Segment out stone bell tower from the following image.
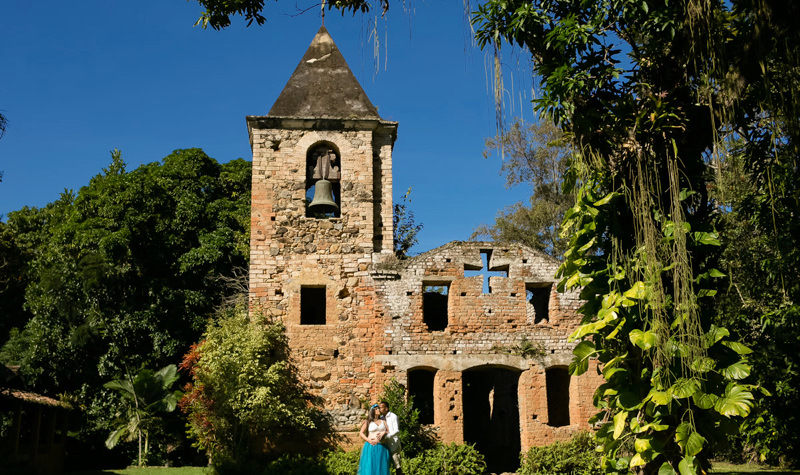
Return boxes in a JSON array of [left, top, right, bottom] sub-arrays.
[[247, 27, 397, 422]]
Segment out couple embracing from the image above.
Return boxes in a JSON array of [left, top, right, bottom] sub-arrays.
[[357, 401, 402, 475]]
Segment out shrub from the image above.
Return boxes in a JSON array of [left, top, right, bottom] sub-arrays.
[[179, 302, 331, 468], [402, 443, 486, 475], [262, 452, 326, 475], [519, 431, 601, 475], [379, 379, 438, 458], [323, 447, 361, 475]]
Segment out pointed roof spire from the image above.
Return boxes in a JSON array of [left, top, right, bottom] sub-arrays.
[[268, 26, 381, 119]]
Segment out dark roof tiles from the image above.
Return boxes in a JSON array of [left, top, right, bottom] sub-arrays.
[[268, 26, 381, 119]]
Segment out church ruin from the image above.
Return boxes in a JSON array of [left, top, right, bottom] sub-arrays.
[[247, 26, 601, 468]]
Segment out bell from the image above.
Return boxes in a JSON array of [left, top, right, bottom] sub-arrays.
[[308, 179, 339, 212]]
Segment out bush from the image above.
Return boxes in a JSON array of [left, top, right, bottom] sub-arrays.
[[379, 379, 438, 458], [323, 447, 361, 475], [519, 431, 601, 475], [402, 443, 486, 475], [179, 302, 331, 468], [263, 452, 326, 475]]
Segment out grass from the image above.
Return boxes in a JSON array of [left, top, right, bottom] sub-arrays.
[[61, 462, 800, 475], [712, 462, 800, 474], [65, 468, 209, 475]]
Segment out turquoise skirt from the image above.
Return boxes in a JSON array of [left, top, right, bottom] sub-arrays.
[[357, 441, 391, 475]]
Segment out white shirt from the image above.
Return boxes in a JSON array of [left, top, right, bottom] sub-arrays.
[[383, 411, 399, 438]]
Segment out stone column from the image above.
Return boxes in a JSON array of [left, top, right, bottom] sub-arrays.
[[433, 370, 463, 444]]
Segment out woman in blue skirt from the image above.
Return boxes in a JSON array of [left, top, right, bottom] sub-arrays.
[[357, 404, 391, 475]]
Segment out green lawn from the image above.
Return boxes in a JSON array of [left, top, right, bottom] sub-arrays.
[[62, 462, 800, 475], [65, 468, 209, 475], [712, 462, 800, 474]]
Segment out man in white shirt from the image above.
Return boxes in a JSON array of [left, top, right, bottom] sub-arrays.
[[379, 401, 402, 474]]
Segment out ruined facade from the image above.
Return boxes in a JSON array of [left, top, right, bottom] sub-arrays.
[[248, 26, 602, 467]]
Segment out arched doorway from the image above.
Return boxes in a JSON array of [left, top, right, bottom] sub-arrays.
[[407, 368, 436, 424], [462, 366, 521, 473]]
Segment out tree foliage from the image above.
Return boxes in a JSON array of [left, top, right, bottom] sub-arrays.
[[0, 148, 250, 462], [469, 1, 800, 473], [472, 119, 572, 258], [104, 365, 183, 466], [179, 302, 329, 467], [379, 379, 437, 459], [713, 135, 800, 465], [191, 0, 386, 30], [393, 187, 423, 259]]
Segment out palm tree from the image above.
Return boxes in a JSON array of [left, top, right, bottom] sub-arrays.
[[105, 365, 183, 466]]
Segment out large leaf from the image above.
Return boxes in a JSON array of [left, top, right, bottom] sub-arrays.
[[659, 462, 676, 475], [692, 391, 719, 410], [570, 340, 596, 375], [714, 383, 753, 417], [720, 361, 751, 380], [670, 378, 700, 399], [630, 329, 657, 351], [613, 410, 628, 439], [685, 431, 706, 456], [678, 456, 698, 475], [689, 356, 716, 373], [721, 341, 753, 355], [702, 325, 729, 348]]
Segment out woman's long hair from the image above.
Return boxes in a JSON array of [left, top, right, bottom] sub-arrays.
[[367, 404, 380, 423]]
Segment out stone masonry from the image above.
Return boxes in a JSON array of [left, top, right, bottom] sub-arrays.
[[247, 26, 603, 462]]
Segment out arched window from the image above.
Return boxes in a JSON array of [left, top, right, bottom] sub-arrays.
[[305, 143, 341, 218], [408, 368, 436, 424]]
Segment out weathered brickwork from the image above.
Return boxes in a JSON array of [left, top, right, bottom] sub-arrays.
[[247, 26, 603, 456]]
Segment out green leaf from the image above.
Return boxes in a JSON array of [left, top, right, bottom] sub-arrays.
[[613, 410, 628, 439], [623, 281, 647, 300], [630, 329, 657, 351], [714, 383, 754, 417], [689, 356, 716, 373], [618, 389, 644, 410], [693, 231, 720, 246], [692, 391, 719, 410], [678, 456, 698, 475], [703, 325, 729, 348], [707, 268, 726, 278], [659, 462, 676, 475], [675, 421, 692, 450], [634, 437, 652, 453], [648, 390, 672, 406], [722, 341, 753, 355], [570, 340, 596, 375], [686, 431, 706, 456], [670, 378, 700, 399], [593, 191, 619, 206], [720, 361, 751, 380], [630, 453, 648, 467]]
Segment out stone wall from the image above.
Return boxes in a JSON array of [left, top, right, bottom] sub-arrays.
[[247, 116, 602, 452]]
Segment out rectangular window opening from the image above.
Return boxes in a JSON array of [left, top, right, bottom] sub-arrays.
[[526, 283, 552, 324], [423, 283, 449, 331], [301, 286, 326, 325]]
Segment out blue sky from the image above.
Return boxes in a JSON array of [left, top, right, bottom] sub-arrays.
[[0, 0, 536, 254]]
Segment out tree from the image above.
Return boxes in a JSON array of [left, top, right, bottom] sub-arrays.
[[0, 148, 251, 462], [393, 187, 423, 259], [179, 301, 329, 468], [712, 135, 800, 465], [104, 365, 183, 466], [378, 379, 437, 459], [472, 119, 572, 258], [469, 2, 795, 474], [191, 0, 384, 29]]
